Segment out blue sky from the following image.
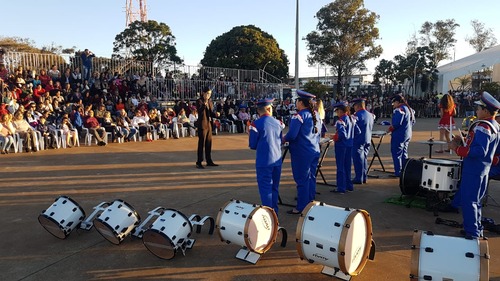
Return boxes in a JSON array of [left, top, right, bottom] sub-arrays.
[[2, 0, 500, 78]]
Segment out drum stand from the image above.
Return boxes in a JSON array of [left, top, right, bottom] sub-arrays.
[[316, 139, 336, 187], [368, 132, 391, 178], [425, 191, 454, 216], [320, 239, 376, 280], [235, 226, 288, 264], [132, 207, 214, 256], [80, 202, 110, 230]]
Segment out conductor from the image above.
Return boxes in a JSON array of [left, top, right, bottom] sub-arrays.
[[195, 86, 219, 169]]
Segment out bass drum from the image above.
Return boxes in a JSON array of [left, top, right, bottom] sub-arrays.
[[296, 201, 373, 276], [400, 158, 423, 195], [410, 230, 489, 281]]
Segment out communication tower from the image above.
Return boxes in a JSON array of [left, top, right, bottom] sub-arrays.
[[125, 0, 148, 26]]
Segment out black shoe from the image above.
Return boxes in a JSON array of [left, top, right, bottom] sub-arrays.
[[206, 162, 219, 167], [286, 209, 301, 215], [196, 163, 205, 169], [352, 180, 363, 184], [331, 190, 345, 194]]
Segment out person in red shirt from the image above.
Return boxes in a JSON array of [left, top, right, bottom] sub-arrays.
[[84, 110, 107, 146], [436, 93, 456, 153]]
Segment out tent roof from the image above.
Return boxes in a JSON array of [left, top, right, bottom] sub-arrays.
[[436, 44, 500, 93]]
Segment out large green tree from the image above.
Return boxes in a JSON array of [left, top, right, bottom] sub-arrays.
[[466, 19, 497, 53], [305, 0, 382, 95], [419, 19, 459, 65], [113, 20, 182, 67], [200, 25, 289, 80]]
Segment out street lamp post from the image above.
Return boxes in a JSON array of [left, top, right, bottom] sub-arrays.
[[294, 0, 299, 91], [262, 60, 271, 82], [413, 56, 422, 97]]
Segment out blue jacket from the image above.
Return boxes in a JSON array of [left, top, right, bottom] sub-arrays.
[[353, 109, 373, 145], [389, 104, 413, 140], [249, 115, 283, 167], [284, 109, 320, 156], [334, 113, 355, 148]]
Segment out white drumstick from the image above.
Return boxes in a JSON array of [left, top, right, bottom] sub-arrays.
[[457, 128, 466, 146]]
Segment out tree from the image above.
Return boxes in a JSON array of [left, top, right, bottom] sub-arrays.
[[0, 36, 40, 53], [200, 25, 289, 80], [113, 20, 182, 68], [303, 80, 330, 99], [419, 19, 459, 65], [305, 0, 382, 96], [466, 19, 498, 53]]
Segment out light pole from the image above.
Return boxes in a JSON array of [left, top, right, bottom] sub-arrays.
[[262, 60, 271, 82], [413, 56, 422, 97], [294, 0, 299, 92]]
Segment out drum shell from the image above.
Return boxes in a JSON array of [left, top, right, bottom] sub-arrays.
[[421, 159, 461, 192], [142, 209, 193, 260], [38, 196, 86, 239], [216, 199, 279, 254], [94, 200, 141, 245], [400, 158, 423, 195], [411, 230, 489, 281], [296, 201, 373, 276]]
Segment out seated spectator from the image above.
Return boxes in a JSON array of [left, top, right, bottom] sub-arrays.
[[228, 108, 244, 133], [12, 110, 37, 152], [94, 104, 107, 123], [102, 111, 120, 142], [37, 115, 57, 149], [131, 109, 152, 142], [148, 108, 163, 138], [238, 106, 250, 132], [116, 109, 137, 142], [61, 117, 78, 147], [84, 110, 107, 146], [0, 114, 15, 153], [177, 108, 196, 137]]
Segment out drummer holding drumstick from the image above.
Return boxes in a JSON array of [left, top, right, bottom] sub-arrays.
[[448, 91, 500, 238]]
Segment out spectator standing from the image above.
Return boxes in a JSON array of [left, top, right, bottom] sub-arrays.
[[81, 49, 95, 81], [436, 93, 456, 153]]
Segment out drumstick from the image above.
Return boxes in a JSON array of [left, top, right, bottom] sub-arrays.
[[457, 128, 466, 146]]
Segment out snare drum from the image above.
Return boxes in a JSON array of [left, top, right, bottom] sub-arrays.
[[93, 200, 141, 245], [142, 209, 193, 260], [421, 159, 461, 192], [410, 230, 489, 281], [296, 201, 373, 276], [216, 199, 278, 254], [38, 196, 86, 239], [400, 158, 423, 195]]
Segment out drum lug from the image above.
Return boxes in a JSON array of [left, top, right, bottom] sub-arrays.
[[80, 202, 109, 231]]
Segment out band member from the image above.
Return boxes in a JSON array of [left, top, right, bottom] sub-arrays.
[[351, 98, 374, 184], [387, 94, 415, 177], [195, 86, 219, 169], [249, 98, 284, 215], [331, 101, 355, 193], [449, 91, 500, 238], [283, 90, 321, 214]]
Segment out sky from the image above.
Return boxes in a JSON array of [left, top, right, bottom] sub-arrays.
[[2, 0, 500, 79]]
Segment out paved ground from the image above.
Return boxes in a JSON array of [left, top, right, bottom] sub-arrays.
[[0, 118, 499, 281]]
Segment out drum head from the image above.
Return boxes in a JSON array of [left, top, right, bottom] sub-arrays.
[[400, 159, 423, 195], [244, 206, 278, 254], [94, 219, 121, 245], [142, 229, 176, 260], [339, 211, 371, 275], [423, 158, 460, 166], [38, 214, 66, 239]]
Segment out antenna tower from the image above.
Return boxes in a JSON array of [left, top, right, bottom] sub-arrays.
[[125, 0, 148, 26]]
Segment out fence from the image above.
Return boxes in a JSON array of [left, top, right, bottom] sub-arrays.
[[2, 51, 284, 101]]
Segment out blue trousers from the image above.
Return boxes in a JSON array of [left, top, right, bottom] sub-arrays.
[[451, 173, 488, 237], [335, 145, 353, 192], [352, 142, 371, 183], [391, 137, 410, 176], [256, 165, 282, 215], [291, 154, 319, 211]]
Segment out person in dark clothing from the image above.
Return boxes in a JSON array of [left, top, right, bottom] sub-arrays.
[[195, 86, 219, 169]]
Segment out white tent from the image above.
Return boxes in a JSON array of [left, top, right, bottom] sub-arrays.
[[436, 44, 500, 94]]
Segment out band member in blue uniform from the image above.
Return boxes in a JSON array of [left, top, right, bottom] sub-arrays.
[[283, 90, 321, 214], [331, 101, 355, 193], [387, 94, 415, 177], [351, 98, 374, 184], [449, 91, 500, 238], [249, 98, 284, 215]]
